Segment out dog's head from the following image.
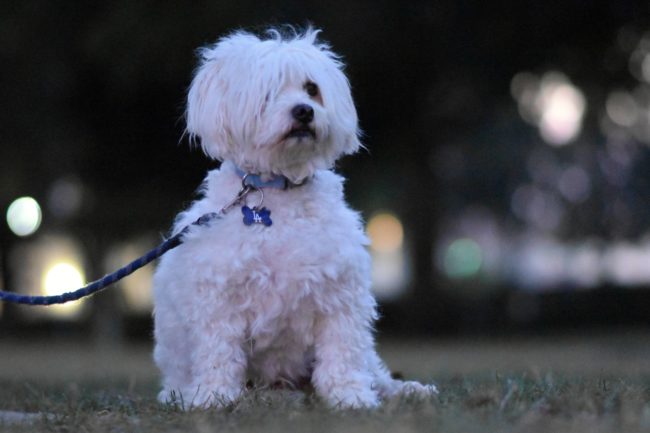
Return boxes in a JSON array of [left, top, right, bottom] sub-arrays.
[[186, 27, 361, 183]]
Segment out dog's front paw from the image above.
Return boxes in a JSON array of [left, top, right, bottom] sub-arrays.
[[329, 387, 380, 409], [318, 379, 380, 410], [158, 387, 181, 406], [375, 379, 438, 401], [385, 380, 438, 399], [398, 380, 438, 398]]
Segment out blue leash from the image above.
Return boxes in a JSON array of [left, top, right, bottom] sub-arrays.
[[0, 168, 291, 306], [0, 212, 220, 306]]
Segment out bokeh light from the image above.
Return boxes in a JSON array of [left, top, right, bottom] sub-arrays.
[[6, 197, 42, 237], [537, 75, 586, 145], [9, 235, 87, 320], [557, 165, 591, 203], [642, 53, 650, 83], [629, 33, 650, 83], [47, 177, 83, 219], [511, 184, 564, 232], [367, 212, 404, 253], [606, 91, 638, 127], [367, 212, 408, 300], [104, 238, 155, 314], [443, 238, 483, 279], [603, 240, 650, 287], [41, 262, 85, 318], [511, 71, 586, 146]]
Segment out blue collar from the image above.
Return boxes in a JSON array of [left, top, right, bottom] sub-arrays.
[[234, 167, 294, 190]]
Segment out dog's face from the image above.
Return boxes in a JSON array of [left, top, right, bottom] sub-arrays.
[[186, 28, 361, 182]]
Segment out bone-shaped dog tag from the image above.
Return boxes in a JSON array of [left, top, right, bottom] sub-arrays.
[[242, 206, 272, 227]]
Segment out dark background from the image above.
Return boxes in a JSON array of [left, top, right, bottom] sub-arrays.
[[1, 1, 649, 338]]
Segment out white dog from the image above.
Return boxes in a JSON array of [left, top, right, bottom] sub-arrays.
[[152, 27, 436, 409]]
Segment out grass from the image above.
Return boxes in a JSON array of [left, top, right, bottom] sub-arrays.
[[1, 374, 649, 432], [0, 332, 649, 432]]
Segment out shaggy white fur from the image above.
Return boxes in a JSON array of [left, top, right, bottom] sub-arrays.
[[153, 27, 437, 409]]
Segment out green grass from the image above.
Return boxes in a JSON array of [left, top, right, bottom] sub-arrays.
[[1, 374, 649, 432], [1, 333, 649, 432]]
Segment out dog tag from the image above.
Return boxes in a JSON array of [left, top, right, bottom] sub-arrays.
[[242, 206, 272, 227]]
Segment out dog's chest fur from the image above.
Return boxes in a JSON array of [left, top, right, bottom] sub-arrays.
[[170, 163, 371, 352]]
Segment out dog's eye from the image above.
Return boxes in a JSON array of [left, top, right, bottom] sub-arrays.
[[304, 82, 319, 97]]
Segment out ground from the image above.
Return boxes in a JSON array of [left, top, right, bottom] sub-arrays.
[[0, 329, 649, 432]]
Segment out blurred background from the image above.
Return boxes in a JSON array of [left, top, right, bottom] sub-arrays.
[[1, 0, 650, 343]]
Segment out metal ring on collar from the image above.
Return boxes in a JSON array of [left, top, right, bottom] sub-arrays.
[[241, 174, 264, 209]]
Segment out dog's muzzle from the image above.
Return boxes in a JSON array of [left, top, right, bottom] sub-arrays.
[[286, 104, 316, 139]]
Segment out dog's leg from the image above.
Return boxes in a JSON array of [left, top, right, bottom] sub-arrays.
[[180, 301, 248, 409], [154, 320, 193, 405], [365, 350, 438, 400], [311, 311, 380, 409], [153, 280, 196, 407]]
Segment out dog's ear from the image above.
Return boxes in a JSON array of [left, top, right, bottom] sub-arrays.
[[319, 68, 363, 156], [186, 32, 264, 160], [186, 57, 230, 160], [343, 130, 363, 155]]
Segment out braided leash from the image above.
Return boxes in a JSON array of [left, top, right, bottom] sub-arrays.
[[0, 171, 284, 306], [0, 212, 221, 306]]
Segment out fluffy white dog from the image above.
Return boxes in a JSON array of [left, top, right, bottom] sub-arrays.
[[152, 27, 436, 409]]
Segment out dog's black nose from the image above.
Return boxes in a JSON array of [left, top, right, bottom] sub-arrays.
[[291, 104, 314, 124]]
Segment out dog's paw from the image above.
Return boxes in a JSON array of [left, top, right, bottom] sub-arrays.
[[376, 379, 438, 401], [321, 383, 380, 409], [158, 388, 179, 406], [332, 390, 380, 410], [398, 380, 438, 398]]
